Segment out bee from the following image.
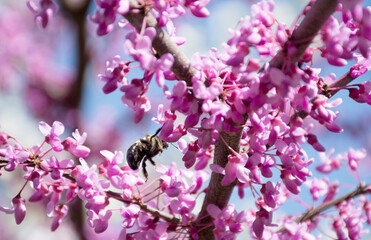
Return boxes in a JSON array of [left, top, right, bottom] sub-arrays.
[[126, 128, 168, 181]]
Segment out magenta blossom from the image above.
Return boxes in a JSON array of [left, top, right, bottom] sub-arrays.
[[305, 177, 330, 201], [120, 204, 140, 228], [347, 147, 366, 171], [207, 204, 247, 240], [87, 209, 112, 233], [210, 153, 250, 186], [39, 121, 65, 152], [0, 145, 29, 172], [49, 204, 68, 231], [316, 148, 341, 173], [27, 0, 58, 28], [62, 129, 90, 158], [98, 55, 131, 94], [90, 0, 129, 36]]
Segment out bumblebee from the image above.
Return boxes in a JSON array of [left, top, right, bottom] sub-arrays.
[[126, 128, 168, 181]]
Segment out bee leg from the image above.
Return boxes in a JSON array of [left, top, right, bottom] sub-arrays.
[[149, 127, 163, 142], [148, 158, 157, 168], [153, 127, 162, 137], [142, 160, 149, 181]]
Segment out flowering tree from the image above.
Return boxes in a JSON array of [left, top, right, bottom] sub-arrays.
[[0, 0, 371, 239]]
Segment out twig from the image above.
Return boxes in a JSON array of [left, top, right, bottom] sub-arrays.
[[278, 184, 371, 234], [62, 174, 183, 224], [269, 0, 338, 69]]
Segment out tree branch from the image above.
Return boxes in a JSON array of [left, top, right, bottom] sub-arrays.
[[106, 190, 182, 224], [328, 71, 357, 96], [62, 174, 183, 224], [269, 0, 338, 69], [279, 184, 371, 233], [124, 0, 197, 86]]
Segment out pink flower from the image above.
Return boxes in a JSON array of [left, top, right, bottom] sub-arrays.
[[316, 148, 341, 173], [120, 204, 140, 228], [44, 156, 74, 180], [152, 1, 185, 27], [62, 129, 90, 158], [221, 153, 250, 186], [27, 0, 58, 28], [12, 195, 26, 225], [323, 181, 339, 203], [251, 0, 275, 27], [0, 145, 29, 172], [39, 121, 65, 152], [305, 178, 329, 201], [252, 207, 274, 239], [192, 79, 222, 100], [0, 131, 8, 145], [363, 199, 371, 224], [185, 0, 210, 18], [310, 95, 343, 133], [170, 194, 196, 224], [98, 55, 131, 94], [87, 209, 112, 233], [159, 118, 186, 142], [349, 81, 371, 104], [120, 78, 151, 123], [350, 53, 371, 78], [283, 219, 316, 239], [320, 16, 356, 66], [260, 181, 280, 208], [347, 148, 366, 171], [306, 133, 326, 152], [124, 27, 157, 70], [207, 204, 247, 240], [335, 199, 369, 239], [49, 204, 68, 231], [90, 0, 129, 36]]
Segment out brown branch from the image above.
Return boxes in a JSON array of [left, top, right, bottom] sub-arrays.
[[328, 71, 357, 96], [106, 190, 182, 224], [196, 124, 245, 238], [269, 0, 338, 69], [124, 0, 197, 86], [279, 184, 371, 233], [297, 70, 357, 119], [62, 174, 183, 224]]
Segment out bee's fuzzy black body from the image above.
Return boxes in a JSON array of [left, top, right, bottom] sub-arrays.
[[126, 133, 168, 180]]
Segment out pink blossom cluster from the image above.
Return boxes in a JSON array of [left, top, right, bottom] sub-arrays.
[[92, 0, 371, 238], [90, 0, 210, 36], [207, 204, 247, 240], [98, 28, 175, 123], [11, 0, 371, 238], [0, 121, 215, 238], [320, 5, 371, 66], [332, 197, 369, 240]]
